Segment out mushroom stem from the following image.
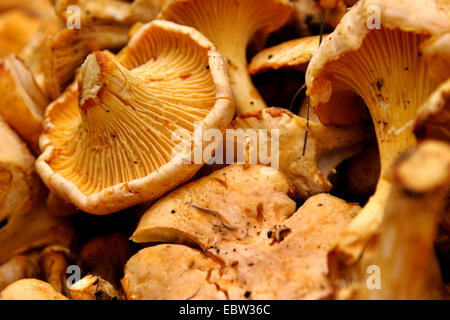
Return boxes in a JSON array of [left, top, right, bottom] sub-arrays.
[[160, 0, 293, 114], [360, 141, 450, 299]]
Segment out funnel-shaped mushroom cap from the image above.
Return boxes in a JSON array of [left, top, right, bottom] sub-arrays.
[[0, 279, 68, 300], [415, 78, 450, 142], [128, 165, 360, 299], [0, 55, 48, 154], [36, 20, 234, 215], [160, 0, 293, 114], [306, 0, 450, 267], [249, 35, 323, 75], [230, 108, 370, 199]]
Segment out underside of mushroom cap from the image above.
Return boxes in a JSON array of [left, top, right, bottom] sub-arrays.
[[36, 20, 234, 215], [160, 0, 293, 114]]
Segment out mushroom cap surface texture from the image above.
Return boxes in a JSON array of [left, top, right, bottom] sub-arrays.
[[249, 35, 324, 75], [0, 278, 68, 300], [127, 164, 360, 299], [36, 20, 234, 215], [230, 108, 370, 199]]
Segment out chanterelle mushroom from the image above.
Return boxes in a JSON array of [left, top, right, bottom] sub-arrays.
[[159, 0, 293, 114], [127, 164, 360, 299], [0, 54, 49, 154], [230, 108, 370, 199], [305, 0, 450, 270], [24, 0, 164, 100], [0, 278, 68, 300], [358, 140, 450, 300], [0, 117, 73, 264], [36, 20, 234, 215]]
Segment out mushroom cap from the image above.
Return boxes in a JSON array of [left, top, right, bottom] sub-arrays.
[[122, 244, 225, 300], [230, 108, 370, 199], [249, 35, 324, 75], [0, 278, 68, 300], [415, 78, 450, 142], [36, 20, 234, 215], [54, 0, 165, 26], [306, 0, 450, 97], [38, 25, 129, 99], [129, 164, 360, 299], [159, 0, 293, 114], [0, 54, 48, 153]]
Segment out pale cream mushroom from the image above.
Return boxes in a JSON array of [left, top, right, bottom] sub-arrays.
[[70, 275, 122, 300], [159, 0, 293, 114], [0, 278, 68, 300], [249, 35, 323, 75], [0, 54, 48, 153], [305, 0, 450, 274], [127, 164, 360, 299], [36, 20, 234, 215], [230, 108, 370, 199]]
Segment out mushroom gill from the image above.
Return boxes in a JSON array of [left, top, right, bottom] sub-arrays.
[[160, 0, 293, 114], [36, 20, 234, 215]]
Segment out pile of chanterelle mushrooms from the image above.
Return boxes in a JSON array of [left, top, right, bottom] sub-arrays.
[[0, 0, 449, 300]]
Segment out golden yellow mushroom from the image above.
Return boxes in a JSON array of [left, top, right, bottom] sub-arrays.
[[305, 0, 450, 274], [36, 20, 234, 215], [160, 0, 293, 114]]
